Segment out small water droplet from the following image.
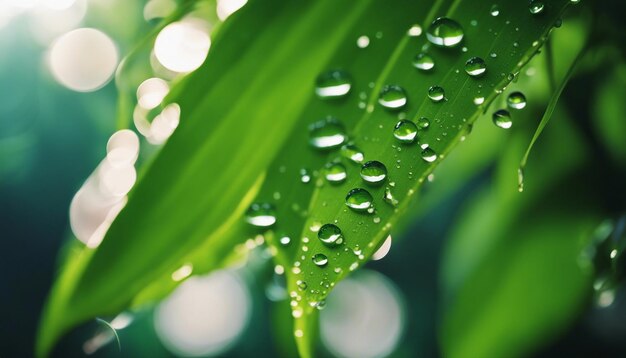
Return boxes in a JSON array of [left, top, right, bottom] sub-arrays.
[[428, 86, 445, 102], [279, 235, 291, 246], [416, 117, 430, 129], [309, 117, 347, 149], [529, 0, 545, 14], [383, 186, 399, 207], [426, 17, 464, 47], [413, 53, 435, 71], [474, 96, 485, 105], [507, 91, 527, 109], [324, 162, 347, 184], [318, 223, 344, 247], [490, 4, 500, 16], [356, 35, 370, 48], [393, 120, 418, 143], [492, 109, 512, 129], [340, 143, 365, 163], [300, 168, 311, 183], [465, 57, 486, 76], [312, 253, 328, 267], [490, 52, 497, 58], [345, 188, 374, 212], [378, 85, 408, 110], [315, 70, 352, 98], [517, 167, 525, 192], [360, 160, 387, 184], [421, 147, 437, 162], [245, 203, 276, 227], [297, 280, 307, 290], [408, 24, 423, 37]]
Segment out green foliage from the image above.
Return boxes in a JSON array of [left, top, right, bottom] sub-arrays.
[[37, 0, 600, 357]]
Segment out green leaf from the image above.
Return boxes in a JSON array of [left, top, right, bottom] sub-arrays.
[[593, 64, 626, 166], [280, 0, 574, 354], [37, 0, 378, 355]]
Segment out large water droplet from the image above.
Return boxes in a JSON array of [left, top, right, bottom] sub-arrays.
[[315, 70, 352, 98], [360, 161, 387, 184], [416, 117, 430, 129], [312, 253, 328, 267], [309, 117, 347, 149], [340, 143, 365, 163], [428, 86, 445, 102], [426, 17, 464, 47], [529, 0, 545, 14], [325, 162, 347, 184], [507, 91, 527, 109], [492, 109, 512, 129], [465, 57, 486, 77], [412, 53, 435, 71], [318, 223, 344, 247], [345, 188, 374, 212], [378, 85, 407, 110], [245, 203, 276, 227], [421, 147, 437, 162], [393, 120, 418, 143]]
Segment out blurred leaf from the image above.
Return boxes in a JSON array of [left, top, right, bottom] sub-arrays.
[[593, 64, 626, 166], [281, 1, 574, 355]]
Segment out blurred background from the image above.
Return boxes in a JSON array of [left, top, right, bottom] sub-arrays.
[[1, 0, 626, 357]]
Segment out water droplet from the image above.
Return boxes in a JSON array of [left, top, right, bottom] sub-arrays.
[[416, 117, 430, 129], [492, 109, 512, 129], [312, 253, 328, 267], [490, 4, 500, 16], [507, 91, 527, 109], [517, 167, 525, 192], [465, 57, 486, 76], [474, 96, 485, 105], [279, 235, 291, 246], [318, 223, 344, 247], [408, 24, 423, 37], [412, 53, 435, 71], [245, 203, 276, 227], [315, 70, 352, 98], [393, 120, 418, 143], [360, 161, 387, 184], [421, 147, 437, 162], [378, 85, 407, 110], [529, 0, 545, 14], [340, 143, 365, 163], [356, 35, 370, 48], [383, 186, 399, 207], [300, 168, 311, 183], [428, 86, 445, 102], [426, 17, 464, 47], [345, 188, 374, 212], [297, 280, 307, 290], [309, 117, 347, 149], [325, 162, 347, 184]]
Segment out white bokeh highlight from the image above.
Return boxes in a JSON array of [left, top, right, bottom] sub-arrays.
[[48, 28, 118, 92], [154, 20, 210, 73], [155, 270, 251, 357], [320, 270, 405, 358]]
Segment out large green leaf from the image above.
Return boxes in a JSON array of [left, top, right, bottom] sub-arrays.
[[37, 0, 378, 355], [280, 0, 574, 355]]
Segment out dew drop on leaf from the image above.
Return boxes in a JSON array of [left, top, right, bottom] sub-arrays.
[[245, 203, 276, 227], [378, 85, 408, 110], [312, 253, 329, 267], [318, 223, 344, 247], [492, 109, 512, 129], [345, 188, 374, 212], [393, 120, 418, 143], [490, 4, 500, 16], [383, 186, 399, 207], [315, 70, 352, 98], [309, 117, 347, 149], [416, 116, 430, 129], [529, 0, 545, 14], [279, 235, 291, 246], [421, 147, 437, 163], [407, 24, 422, 37], [412, 53, 435, 71], [426, 17, 464, 48], [507, 91, 527, 109], [325, 162, 347, 184], [465, 57, 487, 77], [428, 85, 445, 102], [297, 280, 308, 291], [300, 168, 311, 183], [340, 143, 365, 164], [360, 160, 387, 184], [356, 35, 370, 48]]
